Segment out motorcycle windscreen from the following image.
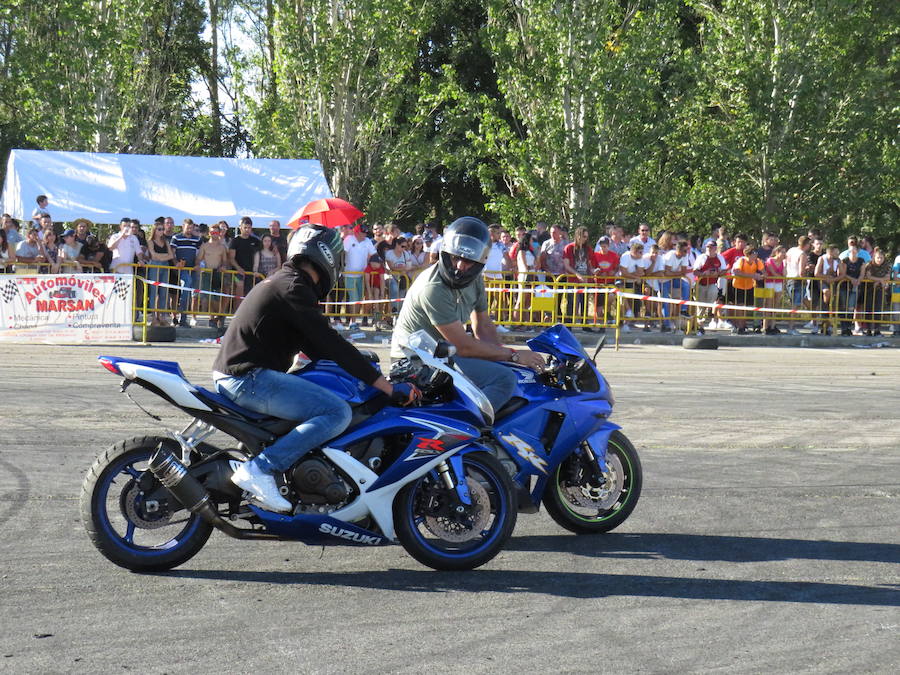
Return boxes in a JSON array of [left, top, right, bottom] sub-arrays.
[[526, 324, 591, 362]]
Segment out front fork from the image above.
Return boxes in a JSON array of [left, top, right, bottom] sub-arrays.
[[580, 441, 609, 476], [436, 456, 473, 506]]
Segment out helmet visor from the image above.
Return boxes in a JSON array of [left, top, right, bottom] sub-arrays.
[[443, 231, 489, 264]]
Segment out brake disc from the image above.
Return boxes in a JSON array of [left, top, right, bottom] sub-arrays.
[[122, 483, 173, 530], [565, 452, 624, 510], [424, 477, 490, 543]]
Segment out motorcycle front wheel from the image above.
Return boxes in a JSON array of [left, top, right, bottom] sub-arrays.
[[543, 430, 642, 534], [394, 451, 517, 571], [80, 436, 213, 572]]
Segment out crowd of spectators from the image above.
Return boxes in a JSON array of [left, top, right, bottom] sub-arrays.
[[3, 194, 899, 337], [1, 196, 292, 329], [328, 219, 900, 338]]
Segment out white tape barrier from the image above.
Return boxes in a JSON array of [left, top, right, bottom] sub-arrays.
[[141, 276, 900, 317]]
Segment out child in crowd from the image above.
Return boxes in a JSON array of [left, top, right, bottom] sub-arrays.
[[814, 244, 842, 336], [642, 244, 665, 331], [763, 245, 786, 334], [364, 254, 391, 330]]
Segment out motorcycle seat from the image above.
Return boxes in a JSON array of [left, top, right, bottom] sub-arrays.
[[494, 396, 529, 421], [194, 387, 298, 435]]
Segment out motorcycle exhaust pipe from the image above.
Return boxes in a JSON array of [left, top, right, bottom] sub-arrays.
[[148, 447, 279, 540]]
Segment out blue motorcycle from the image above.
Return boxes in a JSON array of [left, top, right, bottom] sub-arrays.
[[81, 331, 517, 572], [488, 324, 642, 533]]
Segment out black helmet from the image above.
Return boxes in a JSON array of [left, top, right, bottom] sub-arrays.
[[438, 216, 491, 289], [287, 224, 344, 299]]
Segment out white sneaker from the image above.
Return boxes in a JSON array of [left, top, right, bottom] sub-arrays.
[[804, 321, 816, 329], [496, 325, 510, 333], [230, 461, 292, 513], [721, 321, 734, 330], [708, 319, 719, 329]]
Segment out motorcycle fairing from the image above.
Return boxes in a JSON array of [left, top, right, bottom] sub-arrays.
[[251, 443, 486, 542], [248, 509, 390, 546], [530, 421, 620, 503]]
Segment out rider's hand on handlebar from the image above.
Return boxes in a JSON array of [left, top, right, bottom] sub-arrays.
[[512, 349, 546, 372], [390, 382, 422, 406]]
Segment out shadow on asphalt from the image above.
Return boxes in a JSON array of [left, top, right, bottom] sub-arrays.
[[162, 531, 900, 606], [504, 532, 900, 564], [163, 567, 899, 606]]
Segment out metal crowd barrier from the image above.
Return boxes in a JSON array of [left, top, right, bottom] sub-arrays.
[[696, 275, 899, 334], [126, 263, 265, 329]]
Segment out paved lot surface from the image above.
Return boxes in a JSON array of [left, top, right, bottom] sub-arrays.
[[1, 340, 898, 673]]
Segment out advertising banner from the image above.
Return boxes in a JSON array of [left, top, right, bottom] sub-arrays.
[[0, 274, 133, 342]]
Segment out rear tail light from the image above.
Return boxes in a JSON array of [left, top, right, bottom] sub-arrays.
[[98, 357, 121, 375]]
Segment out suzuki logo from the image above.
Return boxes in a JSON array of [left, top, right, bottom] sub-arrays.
[[319, 523, 381, 545]]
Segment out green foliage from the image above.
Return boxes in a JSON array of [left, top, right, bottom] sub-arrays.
[[0, 0, 896, 244], [0, 0, 213, 184], [670, 0, 898, 239]]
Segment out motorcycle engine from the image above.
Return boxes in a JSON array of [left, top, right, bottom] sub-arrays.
[[289, 457, 349, 504]]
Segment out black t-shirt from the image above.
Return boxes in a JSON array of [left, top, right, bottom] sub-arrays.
[[229, 235, 261, 271], [844, 257, 864, 280], [213, 261, 381, 385]]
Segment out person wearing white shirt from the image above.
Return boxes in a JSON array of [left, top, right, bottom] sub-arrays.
[[427, 235, 443, 264], [784, 236, 811, 333], [108, 221, 142, 275], [628, 223, 656, 250], [343, 225, 377, 321], [661, 241, 692, 332], [618, 241, 649, 331]]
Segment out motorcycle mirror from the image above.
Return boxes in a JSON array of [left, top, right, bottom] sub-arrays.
[[434, 340, 456, 359], [591, 336, 606, 364]]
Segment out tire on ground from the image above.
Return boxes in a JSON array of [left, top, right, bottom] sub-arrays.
[[682, 336, 718, 350], [133, 323, 177, 343]]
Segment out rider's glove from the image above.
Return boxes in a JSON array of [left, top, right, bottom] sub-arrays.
[[390, 382, 422, 407]]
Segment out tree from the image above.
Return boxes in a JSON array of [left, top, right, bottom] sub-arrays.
[[253, 0, 432, 220], [0, 0, 212, 186], [673, 0, 898, 237], [471, 0, 682, 229]]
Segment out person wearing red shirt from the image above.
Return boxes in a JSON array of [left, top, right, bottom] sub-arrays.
[[592, 235, 619, 330], [364, 254, 390, 330], [720, 233, 747, 326], [563, 226, 599, 329]]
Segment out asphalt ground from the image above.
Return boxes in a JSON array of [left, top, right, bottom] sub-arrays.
[[0, 340, 898, 673]]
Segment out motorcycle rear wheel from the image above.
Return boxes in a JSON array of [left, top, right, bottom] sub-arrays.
[[81, 436, 213, 571], [394, 451, 517, 571], [543, 430, 642, 534]]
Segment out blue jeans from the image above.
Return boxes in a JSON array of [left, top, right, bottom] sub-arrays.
[[660, 280, 689, 324], [454, 357, 518, 414], [838, 283, 858, 331], [215, 368, 353, 473], [147, 264, 168, 311], [178, 268, 199, 313]]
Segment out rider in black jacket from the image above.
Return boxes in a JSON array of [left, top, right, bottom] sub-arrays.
[[213, 225, 419, 512]]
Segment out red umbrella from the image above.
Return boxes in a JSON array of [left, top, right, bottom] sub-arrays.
[[287, 198, 364, 229]]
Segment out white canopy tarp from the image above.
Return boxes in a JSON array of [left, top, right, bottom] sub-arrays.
[[2, 149, 332, 224]]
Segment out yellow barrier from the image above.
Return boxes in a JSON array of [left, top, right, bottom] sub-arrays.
[[126, 263, 264, 329]]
